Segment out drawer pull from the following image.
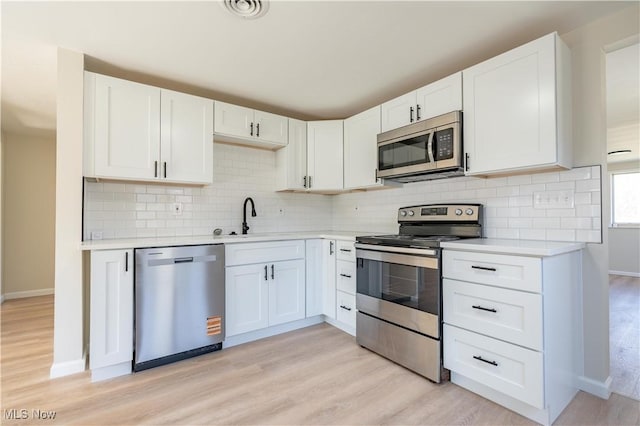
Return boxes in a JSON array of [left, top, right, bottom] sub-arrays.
[[340, 249, 352, 253], [472, 305, 497, 313], [339, 305, 352, 311], [471, 265, 497, 272], [473, 355, 498, 367], [340, 273, 352, 278]]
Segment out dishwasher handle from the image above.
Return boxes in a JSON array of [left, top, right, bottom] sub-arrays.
[[174, 257, 194, 264]]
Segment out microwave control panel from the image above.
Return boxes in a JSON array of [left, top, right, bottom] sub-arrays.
[[435, 128, 454, 160]]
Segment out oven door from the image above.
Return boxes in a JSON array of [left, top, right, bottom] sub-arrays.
[[355, 244, 441, 338]]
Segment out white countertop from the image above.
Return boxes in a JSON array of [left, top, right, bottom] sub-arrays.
[[80, 231, 376, 251], [441, 238, 585, 257]]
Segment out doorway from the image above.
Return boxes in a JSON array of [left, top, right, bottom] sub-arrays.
[[606, 41, 640, 401]]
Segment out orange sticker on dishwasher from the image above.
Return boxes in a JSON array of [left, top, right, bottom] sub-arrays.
[[207, 316, 222, 336]]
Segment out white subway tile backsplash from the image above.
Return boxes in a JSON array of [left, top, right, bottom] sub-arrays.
[[84, 156, 602, 244]]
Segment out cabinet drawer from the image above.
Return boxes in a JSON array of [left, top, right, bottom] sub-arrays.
[[444, 324, 543, 409], [336, 260, 356, 295], [443, 279, 542, 350], [336, 240, 356, 262], [336, 290, 356, 328], [443, 250, 541, 293], [225, 240, 305, 266]]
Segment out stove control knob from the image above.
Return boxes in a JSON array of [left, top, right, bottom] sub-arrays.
[[455, 209, 463, 216], [465, 208, 475, 216], [400, 210, 407, 217], [408, 210, 415, 216]]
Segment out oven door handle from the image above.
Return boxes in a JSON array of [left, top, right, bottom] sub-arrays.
[[355, 243, 437, 257], [355, 246, 438, 269]]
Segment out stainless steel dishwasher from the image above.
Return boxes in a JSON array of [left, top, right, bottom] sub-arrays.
[[134, 244, 224, 372]]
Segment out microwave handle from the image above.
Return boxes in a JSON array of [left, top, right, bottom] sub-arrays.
[[427, 131, 435, 163]]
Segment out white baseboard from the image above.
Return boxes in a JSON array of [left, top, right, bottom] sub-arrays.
[[0, 294, 5, 304], [4, 288, 54, 300], [609, 270, 640, 278], [576, 375, 612, 399], [50, 355, 87, 379], [224, 316, 325, 348]]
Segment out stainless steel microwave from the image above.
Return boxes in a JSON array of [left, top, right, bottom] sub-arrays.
[[376, 111, 463, 183]]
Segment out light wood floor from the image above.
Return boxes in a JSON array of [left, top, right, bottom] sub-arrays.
[[1, 296, 639, 425], [610, 274, 640, 401]]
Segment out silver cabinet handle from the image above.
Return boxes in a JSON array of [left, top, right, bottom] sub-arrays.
[[308, 176, 312, 188], [340, 248, 352, 253]]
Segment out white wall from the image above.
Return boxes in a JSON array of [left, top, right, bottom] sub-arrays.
[[0, 130, 4, 303], [2, 132, 56, 299], [51, 48, 85, 379], [83, 143, 332, 240], [562, 4, 639, 394]]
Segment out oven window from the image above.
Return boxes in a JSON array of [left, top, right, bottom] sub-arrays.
[[378, 134, 430, 171], [356, 257, 440, 316]]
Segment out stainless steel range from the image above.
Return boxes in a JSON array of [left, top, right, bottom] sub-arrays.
[[355, 203, 482, 382]]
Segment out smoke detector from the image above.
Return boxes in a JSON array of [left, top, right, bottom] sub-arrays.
[[223, 0, 269, 19]]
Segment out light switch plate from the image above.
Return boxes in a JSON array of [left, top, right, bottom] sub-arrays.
[[533, 191, 575, 209]]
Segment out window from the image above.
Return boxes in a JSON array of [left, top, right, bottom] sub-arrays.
[[611, 171, 640, 226]]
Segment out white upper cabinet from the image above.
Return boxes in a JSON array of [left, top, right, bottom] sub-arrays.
[[343, 105, 384, 189], [87, 73, 161, 180], [463, 32, 571, 176], [214, 101, 288, 149], [381, 72, 462, 132], [84, 72, 213, 185], [160, 89, 213, 183], [307, 120, 344, 192], [276, 118, 307, 191]]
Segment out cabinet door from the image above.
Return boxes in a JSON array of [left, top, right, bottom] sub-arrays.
[[225, 264, 269, 336], [344, 106, 382, 189], [322, 240, 337, 319], [463, 33, 557, 175], [91, 73, 160, 179], [307, 120, 344, 191], [254, 110, 288, 146], [276, 118, 307, 191], [381, 91, 416, 132], [160, 90, 213, 184], [214, 101, 253, 139], [269, 259, 306, 326], [416, 72, 462, 121], [90, 249, 133, 369], [305, 240, 323, 317]]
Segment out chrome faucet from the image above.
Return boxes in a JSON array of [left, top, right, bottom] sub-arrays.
[[242, 197, 257, 234]]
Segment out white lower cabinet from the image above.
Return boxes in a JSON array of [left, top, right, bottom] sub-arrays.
[[305, 239, 336, 318], [225, 241, 305, 337], [443, 248, 583, 426], [330, 240, 357, 335], [89, 249, 133, 381]]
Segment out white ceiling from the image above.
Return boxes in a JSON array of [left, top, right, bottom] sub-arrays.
[[1, 1, 635, 138]]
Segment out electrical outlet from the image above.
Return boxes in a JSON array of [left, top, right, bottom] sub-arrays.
[[91, 231, 103, 240], [533, 191, 575, 209], [172, 202, 183, 215]]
